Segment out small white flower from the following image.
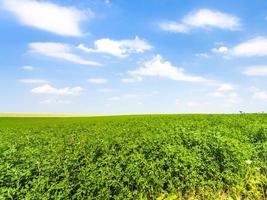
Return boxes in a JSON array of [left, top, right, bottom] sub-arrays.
[[245, 160, 252, 165]]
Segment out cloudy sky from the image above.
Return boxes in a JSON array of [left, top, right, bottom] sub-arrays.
[[0, 0, 267, 114]]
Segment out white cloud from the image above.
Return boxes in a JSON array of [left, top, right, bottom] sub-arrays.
[[29, 42, 101, 66], [127, 55, 207, 82], [97, 88, 113, 92], [105, 0, 111, 5], [243, 66, 267, 76], [159, 22, 189, 33], [78, 36, 152, 58], [151, 90, 160, 95], [253, 91, 267, 101], [19, 79, 49, 84], [87, 78, 108, 84], [121, 77, 142, 83], [195, 53, 209, 58], [225, 92, 240, 104], [213, 37, 267, 57], [40, 98, 71, 104], [107, 94, 138, 102], [183, 9, 241, 30], [21, 65, 35, 71], [217, 83, 235, 91], [248, 86, 259, 92], [210, 84, 239, 104], [210, 92, 225, 97], [212, 46, 229, 54], [210, 91, 240, 104], [249, 87, 267, 101], [108, 96, 120, 101], [187, 101, 200, 107], [231, 37, 267, 57], [31, 84, 83, 95], [124, 94, 138, 98], [1, 0, 90, 37], [160, 9, 241, 33]]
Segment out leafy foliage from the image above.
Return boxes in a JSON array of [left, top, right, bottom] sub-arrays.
[[0, 114, 266, 199]]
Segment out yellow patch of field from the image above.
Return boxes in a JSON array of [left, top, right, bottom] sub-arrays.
[[0, 113, 86, 118]]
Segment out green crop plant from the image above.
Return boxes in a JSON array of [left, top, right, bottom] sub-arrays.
[[0, 114, 266, 199]]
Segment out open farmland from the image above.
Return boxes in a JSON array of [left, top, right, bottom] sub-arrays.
[[0, 114, 266, 199]]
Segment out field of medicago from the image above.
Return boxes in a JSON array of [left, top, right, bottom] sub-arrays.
[[0, 114, 266, 200]]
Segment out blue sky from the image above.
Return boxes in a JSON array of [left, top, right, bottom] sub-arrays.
[[0, 0, 267, 114]]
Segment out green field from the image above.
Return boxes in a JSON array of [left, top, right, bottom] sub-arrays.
[[0, 114, 266, 199]]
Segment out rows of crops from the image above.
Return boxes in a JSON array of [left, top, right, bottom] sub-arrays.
[[0, 114, 266, 199]]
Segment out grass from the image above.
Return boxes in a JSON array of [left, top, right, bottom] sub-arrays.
[[0, 114, 266, 199]]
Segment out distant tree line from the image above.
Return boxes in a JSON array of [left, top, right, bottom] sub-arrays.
[[239, 111, 265, 114]]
